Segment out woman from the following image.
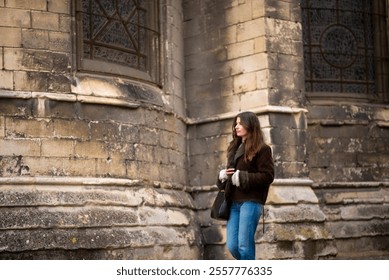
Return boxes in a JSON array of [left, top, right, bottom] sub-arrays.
[[217, 111, 274, 260]]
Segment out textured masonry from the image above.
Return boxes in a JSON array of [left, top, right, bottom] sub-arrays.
[[0, 0, 388, 260]]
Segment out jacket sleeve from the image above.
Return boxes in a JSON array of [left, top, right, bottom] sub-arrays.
[[238, 145, 274, 192], [216, 175, 227, 190]]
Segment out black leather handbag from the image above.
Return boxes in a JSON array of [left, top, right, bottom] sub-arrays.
[[210, 190, 230, 220]]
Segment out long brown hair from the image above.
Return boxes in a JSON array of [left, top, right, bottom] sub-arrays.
[[227, 111, 265, 162]]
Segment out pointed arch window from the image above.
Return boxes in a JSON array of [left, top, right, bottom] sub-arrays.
[[76, 0, 160, 84]]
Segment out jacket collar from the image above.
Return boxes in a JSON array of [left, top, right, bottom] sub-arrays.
[[234, 143, 245, 165]]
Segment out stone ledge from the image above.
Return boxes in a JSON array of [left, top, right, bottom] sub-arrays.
[[267, 178, 318, 205], [0, 176, 141, 186], [0, 205, 193, 229], [0, 245, 202, 260], [312, 181, 389, 188], [0, 226, 200, 252], [0, 178, 195, 208], [0, 90, 141, 109], [186, 106, 308, 125]]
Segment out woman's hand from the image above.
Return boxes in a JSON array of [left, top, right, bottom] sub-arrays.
[[231, 170, 240, 187], [225, 168, 235, 176], [219, 169, 228, 182]]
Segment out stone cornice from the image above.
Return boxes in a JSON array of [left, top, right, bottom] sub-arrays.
[[0, 176, 141, 186], [185, 106, 309, 125]]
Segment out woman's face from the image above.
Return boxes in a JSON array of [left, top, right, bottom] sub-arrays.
[[235, 117, 248, 141]]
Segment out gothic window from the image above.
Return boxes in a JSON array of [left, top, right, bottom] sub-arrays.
[[301, 0, 389, 102], [76, 0, 160, 84]]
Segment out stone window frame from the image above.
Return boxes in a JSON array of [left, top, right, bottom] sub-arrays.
[[302, 0, 389, 103], [74, 0, 161, 86]]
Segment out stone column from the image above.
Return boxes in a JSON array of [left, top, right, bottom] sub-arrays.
[[184, 0, 336, 259], [262, 1, 336, 258]]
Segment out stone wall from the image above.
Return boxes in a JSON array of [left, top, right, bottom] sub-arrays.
[[0, 0, 388, 260], [307, 104, 389, 259], [0, 177, 200, 259], [307, 104, 389, 183], [0, 0, 201, 259], [185, 0, 389, 260]]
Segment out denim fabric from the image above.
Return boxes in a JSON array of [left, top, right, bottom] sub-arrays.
[[226, 201, 263, 260]]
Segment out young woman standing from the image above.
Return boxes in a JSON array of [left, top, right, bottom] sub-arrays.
[[217, 111, 274, 260]]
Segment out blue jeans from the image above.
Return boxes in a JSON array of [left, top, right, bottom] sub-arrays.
[[226, 201, 263, 260]]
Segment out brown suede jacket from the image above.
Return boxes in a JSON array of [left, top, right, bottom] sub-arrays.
[[217, 143, 274, 205]]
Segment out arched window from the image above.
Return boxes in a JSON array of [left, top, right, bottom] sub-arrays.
[[301, 0, 388, 102], [76, 0, 160, 84]]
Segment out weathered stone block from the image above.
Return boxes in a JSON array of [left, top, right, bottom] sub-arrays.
[[31, 11, 59, 31], [134, 143, 155, 163], [41, 99, 77, 119], [48, 0, 70, 14], [307, 151, 331, 168], [21, 29, 48, 49], [48, 74, 71, 92], [77, 140, 116, 160], [265, 0, 291, 20], [192, 189, 217, 210], [189, 153, 222, 186], [0, 70, 14, 90], [340, 204, 389, 220], [255, 240, 337, 260], [0, 243, 201, 260], [0, 27, 22, 47], [6, 117, 53, 138], [357, 153, 389, 167], [51, 119, 89, 140], [89, 121, 121, 142], [0, 155, 30, 176], [267, 35, 302, 57], [158, 130, 178, 150], [7, 0, 47, 10], [317, 187, 389, 206], [41, 139, 74, 157], [271, 126, 306, 146], [267, 185, 319, 205], [227, 39, 254, 59], [266, 204, 326, 223], [0, 226, 199, 253], [202, 225, 226, 245], [159, 163, 187, 185], [59, 14, 71, 32], [13, 71, 48, 91], [261, 222, 332, 243], [0, 186, 132, 207], [244, 53, 268, 72], [0, 139, 40, 157], [0, 98, 34, 116], [334, 236, 389, 259], [0, 8, 30, 27], [96, 158, 127, 177], [21, 156, 96, 177], [319, 124, 369, 139], [237, 18, 265, 42], [233, 71, 257, 93], [225, 1, 252, 24], [78, 103, 142, 124], [183, 16, 203, 38], [327, 220, 389, 239]]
